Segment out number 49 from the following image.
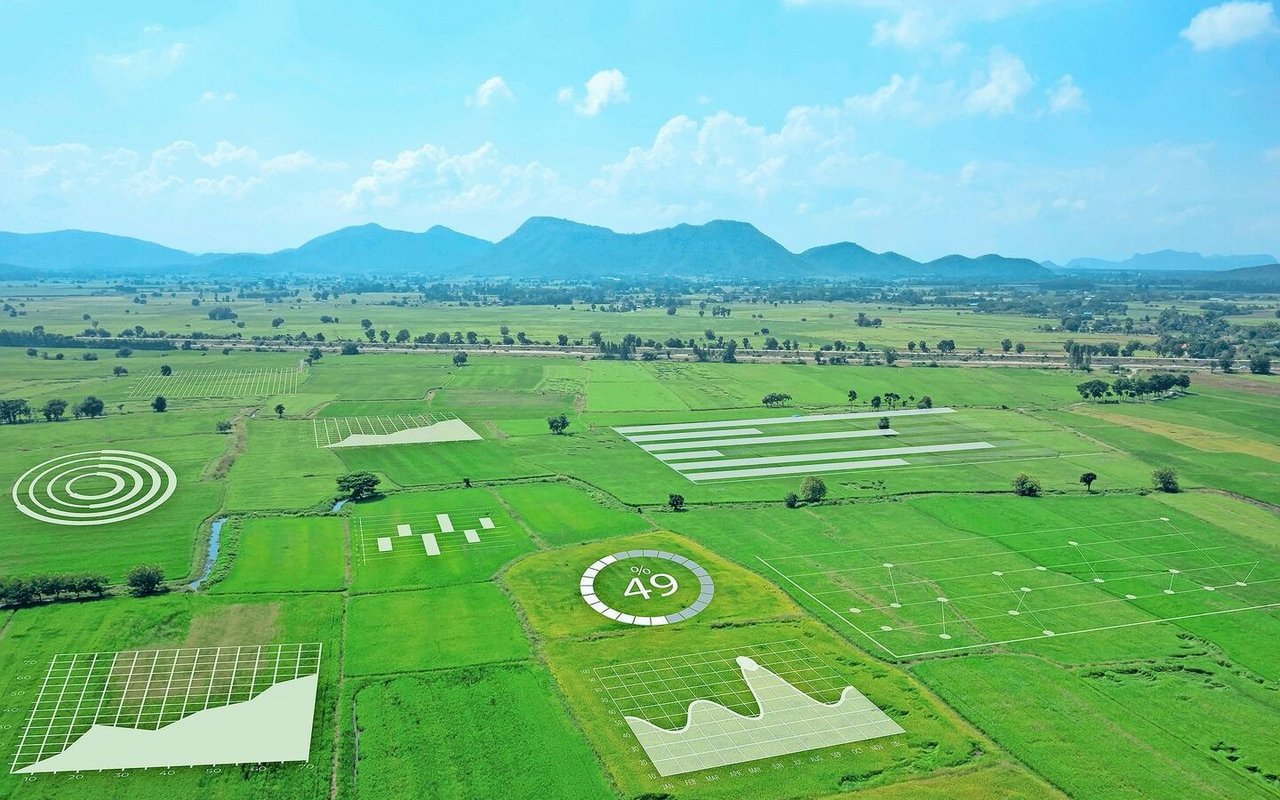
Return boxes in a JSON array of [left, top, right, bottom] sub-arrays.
[[624, 573, 678, 600]]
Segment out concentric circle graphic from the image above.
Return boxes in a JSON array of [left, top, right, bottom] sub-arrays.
[[580, 549, 714, 626], [11, 450, 178, 527]]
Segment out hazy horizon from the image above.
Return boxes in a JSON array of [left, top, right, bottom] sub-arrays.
[[2, 0, 1278, 262]]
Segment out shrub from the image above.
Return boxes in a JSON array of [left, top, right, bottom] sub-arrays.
[[877, 416, 891, 430], [1012, 473, 1042, 497], [125, 565, 166, 597], [784, 492, 800, 509]]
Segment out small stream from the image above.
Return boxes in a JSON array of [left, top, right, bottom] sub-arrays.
[[189, 517, 227, 590], [332, 499, 347, 512]]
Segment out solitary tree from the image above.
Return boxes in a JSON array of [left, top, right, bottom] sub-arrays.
[[870, 395, 882, 410], [1249, 355, 1272, 375], [1012, 473, 1042, 497], [1001, 338, 1013, 353], [336, 471, 381, 501], [1152, 467, 1180, 493], [547, 413, 571, 435], [916, 395, 933, 409], [847, 389, 858, 407], [125, 565, 166, 597], [216, 420, 233, 433], [308, 346, 323, 362], [877, 416, 891, 430], [1079, 472, 1098, 492], [151, 395, 167, 413], [667, 493, 686, 512], [341, 342, 360, 355], [453, 351, 468, 367], [799, 476, 828, 503], [275, 403, 286, 418], [159, 364, 173, 376]]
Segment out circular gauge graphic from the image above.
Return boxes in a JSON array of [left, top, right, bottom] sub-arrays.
[[11, 450, 178, 527], [579, 549, 714, 626]]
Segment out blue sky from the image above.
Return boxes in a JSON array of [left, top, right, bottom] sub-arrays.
[[1, 0, 1277, 261]]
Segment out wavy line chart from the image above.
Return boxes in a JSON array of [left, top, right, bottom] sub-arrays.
[[595, 640, 903, 776]]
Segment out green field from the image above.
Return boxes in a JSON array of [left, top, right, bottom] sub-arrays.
[[1, 292, 1277, 800]]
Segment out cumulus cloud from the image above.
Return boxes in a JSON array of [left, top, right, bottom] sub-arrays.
[[559, 69, 629, 117], [1047, 74, 1087, 114], [1180, 1, 1278, 50], [964, 49, 1033, 116], [94, 42, 188, 76], [871, 9, 944, 47], [339, 143, 559, 212], [466, 76, 514, 107]]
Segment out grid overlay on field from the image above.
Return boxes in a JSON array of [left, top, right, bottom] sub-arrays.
[[611, 408, 1035, 484], [760, 516, 1280, 659], [129, 368, 304, 398], [10, 643, 323, 773], [355, 507, 516, 563], [312, 412, 458, 447], [595, 639, 901, 776]]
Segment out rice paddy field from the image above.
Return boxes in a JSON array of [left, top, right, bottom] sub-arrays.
[[0, 295, 1277, 800]]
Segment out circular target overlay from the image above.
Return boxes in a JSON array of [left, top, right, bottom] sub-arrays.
[[580, 550, 714, 626], [12, 450, 178, 527]]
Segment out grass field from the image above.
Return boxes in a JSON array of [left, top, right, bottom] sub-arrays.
[[0, 299, 1277, 800]]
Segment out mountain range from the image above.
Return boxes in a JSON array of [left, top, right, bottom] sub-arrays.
[[1044, 250, 1276, 271], [0, 218, 1272, 281]]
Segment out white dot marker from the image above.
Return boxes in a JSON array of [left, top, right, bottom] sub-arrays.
[[1125, 594, 1137, 600], [936, 597, 948, 603], [1036, 566, 1048, 571], [992, 571, 1004, 576], [1093, 578, 1105, 583], [1204, 585, 1215, 591], [889, 602, 902, 609], [1020, 587, 1032, 593], [939, 633, 952, 640], [1235, 581, 1248, 587], [1007, 610, 1020, 616], [1169, 568, 1180, 574], [1163, 589, 1175, 595], [1068, 540, 1079, 546], [879, 625, 893, 631], [849, 607, 862, 614], [1042, 630, 1055, 637], [882, 563, 894, 568], [1159, 517, 1169, 521]]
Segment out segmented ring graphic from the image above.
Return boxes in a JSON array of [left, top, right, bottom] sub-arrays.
[[11, 450, 177, 527]]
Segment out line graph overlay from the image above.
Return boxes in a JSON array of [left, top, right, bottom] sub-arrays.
[[10, 643, 322, 773], [760, 516, 1280, 658], [311, 412, 478, 448], [595, 640, 902, 776], [129, 368, 305, 398]]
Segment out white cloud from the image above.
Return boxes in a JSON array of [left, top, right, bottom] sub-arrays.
[[964, 49, 1033, 116], [843, 74, 929, 118], [199, 90, 238, 105], [1180, 1, 1278, 50], [559, 69, 629, 117], [871, 9, 943, 47], [1265, 146, 1280, 161], [466, 76, 514, 108], [1047, 74, 1087, 114], [94, 42, 188, 73], [340, 143, 559, 211]]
